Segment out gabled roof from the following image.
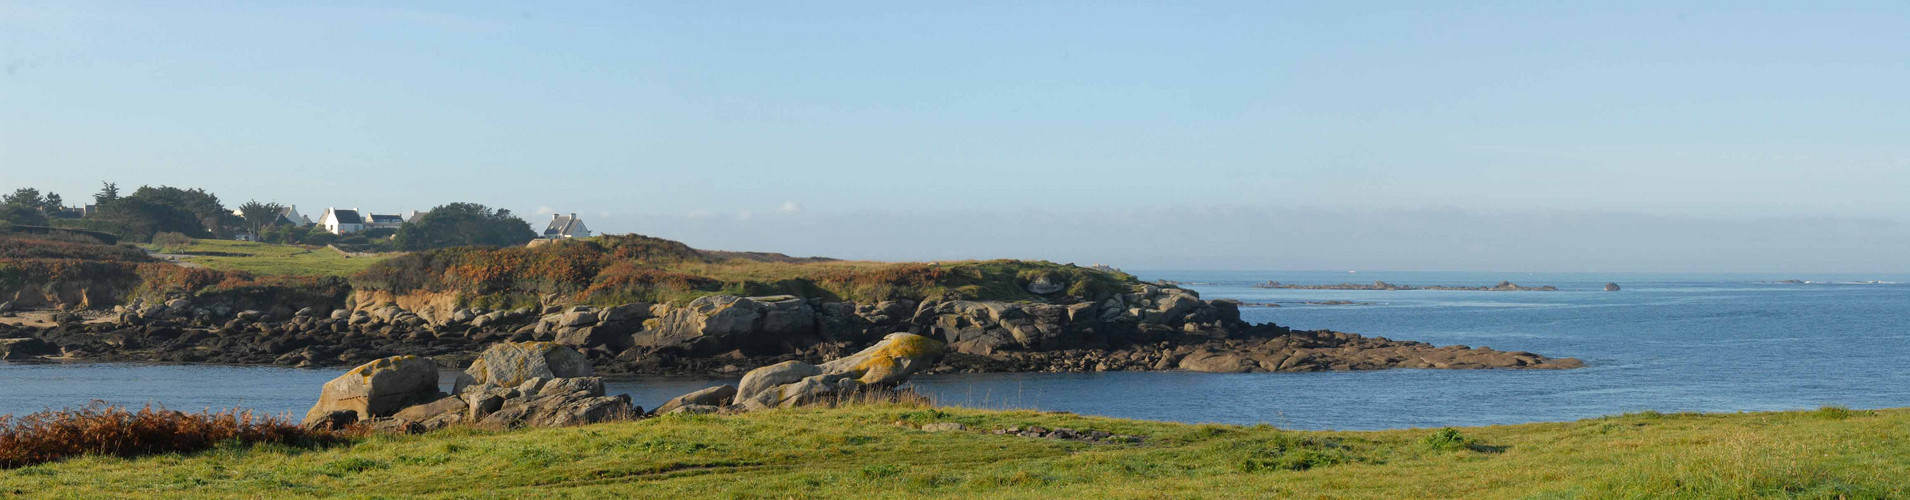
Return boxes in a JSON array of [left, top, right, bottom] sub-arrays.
[[329, 209, 363, 224], [367, 214, 404, 224], [544, 213, 583, 236]]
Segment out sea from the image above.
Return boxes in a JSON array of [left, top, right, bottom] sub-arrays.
[[4, 271, 1907, 430]]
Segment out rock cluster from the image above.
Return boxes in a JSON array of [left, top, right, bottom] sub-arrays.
[[1254, 281, 1561, 292], [653, 333, 945, 416], [727, 333, 945, 410], [2, 281, 1584, 376], [302, 343, 636, 433], [935, 330, 1583, 373]]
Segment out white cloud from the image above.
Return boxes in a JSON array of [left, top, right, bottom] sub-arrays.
[[686, 209, 715, 218], [534, 206, 557, 215], [736, 210, 754, 221], [776, 201, 803, 213]]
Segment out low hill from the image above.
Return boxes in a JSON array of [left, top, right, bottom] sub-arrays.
[[2, 232, 1137, 313], [0, 233, 348, 312], [351, 234, 1140, 307], [0, 404, 1899, 497]]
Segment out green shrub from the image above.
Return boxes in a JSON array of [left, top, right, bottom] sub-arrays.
[[1422, 427, 1475, 452], [1810, 406, 1872, 420], [1235, 433, 1361, 472]]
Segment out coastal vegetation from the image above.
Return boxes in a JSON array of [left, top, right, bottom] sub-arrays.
[[0, 403, 1901, 498], [0, 404, 347, 469], [352, 234, 1138, 306], [149, 239, 385, 278], [393, 202, 537, 251]]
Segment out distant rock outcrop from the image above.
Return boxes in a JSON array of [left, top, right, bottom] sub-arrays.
[[1254, 281, 1561, 292], [1605, 283, 1621, 292]]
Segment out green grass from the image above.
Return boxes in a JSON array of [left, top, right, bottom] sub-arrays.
[[149, 239, 391, 277], [3, 404, 1905, 498]]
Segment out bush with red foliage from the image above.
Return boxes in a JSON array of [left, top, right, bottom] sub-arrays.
[[0, 403, 352, 469]]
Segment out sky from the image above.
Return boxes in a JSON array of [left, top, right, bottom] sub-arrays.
[[3, 1, 1908, 272]]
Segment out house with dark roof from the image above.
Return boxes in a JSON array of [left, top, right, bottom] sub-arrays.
[[365, 213, 405, 231], [543, 213, 591, 239], [319, 207, 365, 235]]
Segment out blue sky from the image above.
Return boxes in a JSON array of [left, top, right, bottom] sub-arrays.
[[3, 1, 1907, 271]]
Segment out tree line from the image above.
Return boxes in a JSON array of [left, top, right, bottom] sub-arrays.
[[1, 183, 539, 251]]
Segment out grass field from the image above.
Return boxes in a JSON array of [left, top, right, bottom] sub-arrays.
[[2, 404, 1903, 498], [149, 239, 391, 277]]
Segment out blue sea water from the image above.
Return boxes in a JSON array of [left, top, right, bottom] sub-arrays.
[[4, 271, 1907, 430]]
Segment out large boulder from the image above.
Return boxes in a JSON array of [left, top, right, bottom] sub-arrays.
[[391, 395, 470, 431], [476, 390, 635, 429], [302, 355, 440, 426], [0, 338, 56, 360], [632, 295, 816, 355], [654, 385, 736, 415], [818, 332, 945, 386], [1025, 275, 1066, 295], [733, 360, 822, 405], [455, 342, 593, 393], [734, 333, 945, 409], [1177, 348, 1255, 373]]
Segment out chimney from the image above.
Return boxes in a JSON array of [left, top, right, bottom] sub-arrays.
[[571, 213, 577, 219]]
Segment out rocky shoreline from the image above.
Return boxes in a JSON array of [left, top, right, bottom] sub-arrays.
[[0, 283, 1583, 375]]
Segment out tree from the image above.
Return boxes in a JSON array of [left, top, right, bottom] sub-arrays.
[[3, 188, 60, 212], [100, 185, 234, 239], [237, 200, 286, 240], [95, 182, 120, 205], [90, 197, 210, 242], [2, 188, 61, 222], [0, 204, 48, 226], [395, 203, 536, 251]]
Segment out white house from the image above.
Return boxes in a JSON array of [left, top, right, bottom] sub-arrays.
[[319, 207, 366, 235], [542, 213, 591, 239], [281, 205, 312, 226], [227, 205, 312, 227]]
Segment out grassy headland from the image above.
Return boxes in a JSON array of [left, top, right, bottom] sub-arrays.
[[148, 239, 387, 277], [3, 231, 1137, 312], [0, 405, 1902, 498], [350, 234, 1139, 307]]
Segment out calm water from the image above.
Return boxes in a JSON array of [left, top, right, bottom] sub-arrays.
[[4, 271, 1907, 430]]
